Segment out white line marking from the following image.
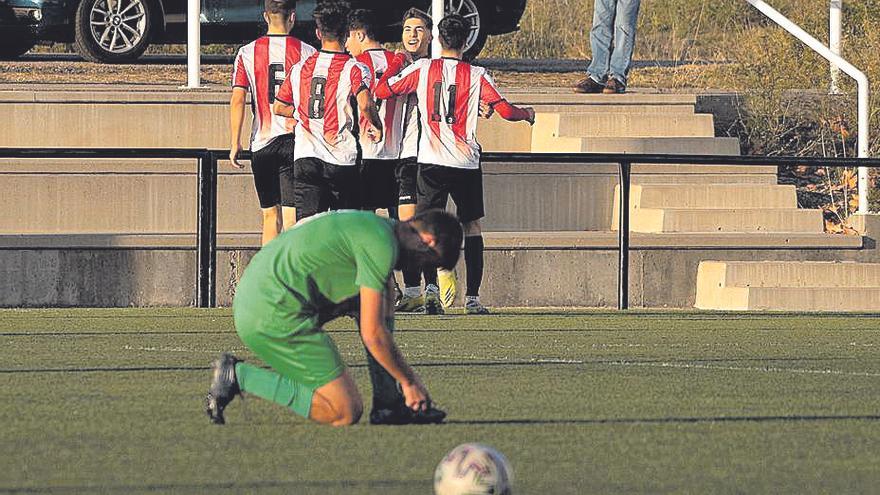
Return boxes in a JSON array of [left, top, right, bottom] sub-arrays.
[[608, 360, 880, 378], [122, 345, 248, 354]]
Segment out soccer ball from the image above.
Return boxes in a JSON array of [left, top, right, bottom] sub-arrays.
[[434, 443, 513, 495]]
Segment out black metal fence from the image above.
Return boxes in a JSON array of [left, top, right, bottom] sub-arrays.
[[3, 147, 880, 309]]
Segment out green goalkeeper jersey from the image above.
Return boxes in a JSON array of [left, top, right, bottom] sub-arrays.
[[233, 210, 398, 332]]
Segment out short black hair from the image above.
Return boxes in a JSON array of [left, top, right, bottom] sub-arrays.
[[438, 14, 469, 51], [411, 209, 463, 271], [314, 1, 350, 42], [264, 0, 295, 17], [348, 9, 378, 40], [402, 7, 432, 29]]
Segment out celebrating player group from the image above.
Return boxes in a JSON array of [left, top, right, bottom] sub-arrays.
[[212, 0, 535, 427]]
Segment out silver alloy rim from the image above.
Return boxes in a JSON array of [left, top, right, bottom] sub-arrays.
[[428, 0, 482, 53], [89, 0, 146, 54]]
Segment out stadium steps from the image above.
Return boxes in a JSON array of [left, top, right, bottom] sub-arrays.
[[532, 112, 717, 140], [619, 207, 824, 234], [695, 261, 880, 311], [610, 184, 804, 231]]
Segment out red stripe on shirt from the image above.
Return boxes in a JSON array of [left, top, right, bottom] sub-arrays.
[[452, 61, 471, 143], [322, 54, 349, 145], [298, 54, 318, 133], [426, 59, 444, 143], [284, 37, 298, 70], [253, 37, 271, 138], [232, 52, 250, 88]]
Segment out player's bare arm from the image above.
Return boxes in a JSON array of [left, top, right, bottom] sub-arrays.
[[356, 88, 384, 143], [359, 285, 430, 411], [229, 87, 248, 168], [272, 99, 296, 119]]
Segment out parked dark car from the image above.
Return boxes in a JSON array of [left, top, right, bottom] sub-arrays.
[[0, 0, 526, 62]]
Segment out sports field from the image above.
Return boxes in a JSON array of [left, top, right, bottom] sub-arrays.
[[3, 309, 880, 494]]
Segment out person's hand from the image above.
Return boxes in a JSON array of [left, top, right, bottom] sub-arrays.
[[401, 376, 430, 412], [229, 142, 244, 169], [479, 101, 494, 119], [365, 124, 383, 144], [395, 49, 413, 66], [524, 107, 536, 125]]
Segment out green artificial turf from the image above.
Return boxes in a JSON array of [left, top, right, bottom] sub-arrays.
[[2, 309, 880, 494]]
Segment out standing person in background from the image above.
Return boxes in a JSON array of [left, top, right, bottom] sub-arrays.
[[376, 14, 536, 315], [394, 8, 434, 313], [573, 0, 641, 94], [229, 0, 316, 245], [272, 1, 383, 221], [346, 9, 407, 219]]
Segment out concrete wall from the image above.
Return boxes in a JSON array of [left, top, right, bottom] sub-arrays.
[[0, 232, 866, 308]]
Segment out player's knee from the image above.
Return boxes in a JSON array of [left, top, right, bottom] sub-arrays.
[[261, 207, 280, 221], [463, 219, 482, 236], [332, 398, 363, 426]]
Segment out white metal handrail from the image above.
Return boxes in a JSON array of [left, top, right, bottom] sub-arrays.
[[746, 0, 871, 213]]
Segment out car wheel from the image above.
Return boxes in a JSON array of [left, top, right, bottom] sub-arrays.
[[74, 0, 152, 62], [428, 0, 489, 61], [0, 33, 36, 60]]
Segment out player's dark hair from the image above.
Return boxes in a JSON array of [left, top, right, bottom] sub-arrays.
[[264, 0, 295, 17], [438, 13, 468, 51], [314, 1, 350, 42], [402, 7, 432, 29], [409, 209, 463, 271], [348, 9, 378, 40]]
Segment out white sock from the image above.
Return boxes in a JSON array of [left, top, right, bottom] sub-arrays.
[[466, 296, 480, 305], [403, 286, 421, 298]]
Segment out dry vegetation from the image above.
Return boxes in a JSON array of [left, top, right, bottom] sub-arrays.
[[485, 0, 880, 224]]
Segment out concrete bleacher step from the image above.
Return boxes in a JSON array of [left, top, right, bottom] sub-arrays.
[[534, 112, 717, 140], [695, 261, 880, 311], [619, 207, 824, 233], [529, 104, 696, 114], [578, 136, 741, 155], [620, 184, 797, 209]]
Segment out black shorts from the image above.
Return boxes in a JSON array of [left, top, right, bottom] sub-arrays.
[[396, 157, 418, 205], [293, 157, 360, 221], [417, 162, 484, 223], [359, 159, 399, 210], [250, 134, 295, 208]]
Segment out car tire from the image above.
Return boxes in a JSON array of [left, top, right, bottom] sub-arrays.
[[74, 0, 152, 62], [428, 0, 488, 61], [0, 31, 36, 59]]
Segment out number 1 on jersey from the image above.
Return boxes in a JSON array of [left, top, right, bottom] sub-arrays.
[[431, 82, 457, 125]]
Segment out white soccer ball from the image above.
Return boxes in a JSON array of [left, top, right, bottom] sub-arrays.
[[434, 443, 513, 495]]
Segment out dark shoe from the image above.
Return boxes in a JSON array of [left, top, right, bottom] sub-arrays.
[[205, 353, 241, 425], [603, 78, 626, 94], [573, 76, 606, 94], [369, 404, 447, 425]]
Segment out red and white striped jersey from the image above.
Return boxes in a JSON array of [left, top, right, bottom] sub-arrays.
[[276, 51, 372, 166], [381, 58, 506, 169], [356, 49, 407, 160], [232, 35, 316, 152], [400, 94, 420, 160]]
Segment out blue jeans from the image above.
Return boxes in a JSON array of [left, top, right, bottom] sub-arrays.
[[586, 0, 641, 85]]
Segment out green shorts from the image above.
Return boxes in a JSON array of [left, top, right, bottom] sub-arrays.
[[233, 308, 346, 391]]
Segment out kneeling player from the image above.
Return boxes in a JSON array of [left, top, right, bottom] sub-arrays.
[[376, 14, 535, 315], [206, 209, 462, 426]]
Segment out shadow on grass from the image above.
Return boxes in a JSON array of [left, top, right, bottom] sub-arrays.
[[0, 479, 426, 494], [0, 356, 862, 374], [447, 414, 880, 426]]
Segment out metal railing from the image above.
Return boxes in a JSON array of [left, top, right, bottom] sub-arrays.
[[2, 148, 880, 310], [746, 0, 871, 213]]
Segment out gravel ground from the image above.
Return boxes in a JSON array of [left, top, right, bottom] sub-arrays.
[[0, 54, 730, 91]]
